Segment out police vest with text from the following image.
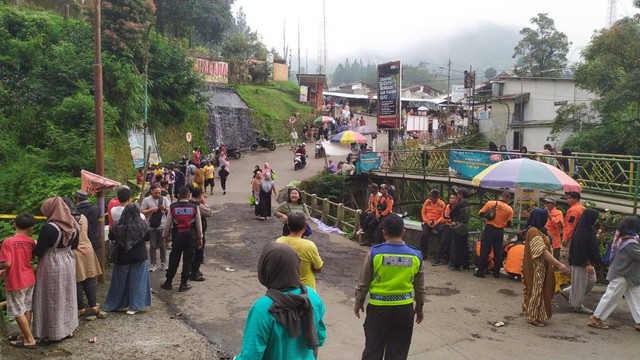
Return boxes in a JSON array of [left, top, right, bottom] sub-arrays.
[[368, 243, 423, 306], [170, 202, 198, 237]]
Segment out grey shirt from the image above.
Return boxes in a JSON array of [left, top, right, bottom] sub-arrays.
[[607, 242, 640, 286], [140, 195, 170, 228]]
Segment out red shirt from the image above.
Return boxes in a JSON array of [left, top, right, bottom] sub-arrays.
[[0, 234, 36, 291], [107, 197, 121, 227], [359, 118, 366, 126]]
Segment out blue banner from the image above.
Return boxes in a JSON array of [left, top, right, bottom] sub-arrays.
[[449, 150, 499, 180], [358, 152, 382, 173]]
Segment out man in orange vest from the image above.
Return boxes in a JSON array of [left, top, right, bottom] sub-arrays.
[[543, 196, 564, 260], [419, 189, 446, 262], [433, 194, 457, 266], [474, 192, 514, 278]]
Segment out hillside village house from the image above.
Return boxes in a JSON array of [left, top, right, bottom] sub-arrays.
[[330, 82, 376, 96], [482, 76, 597, 152]]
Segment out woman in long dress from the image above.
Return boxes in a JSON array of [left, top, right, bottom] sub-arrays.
[[104, 203, 151, 314], [32, 197, 80, 342], [522, 208, 570, 327], [257, 172, 278, 220]]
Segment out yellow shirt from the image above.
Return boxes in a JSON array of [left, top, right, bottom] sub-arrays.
[[276, 236, 324, 290], [204, 164, 215, 179]]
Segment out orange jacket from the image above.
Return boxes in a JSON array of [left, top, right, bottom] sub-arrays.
[[545, 207, 563, 249], [421, 198, 445, 224], [439, 204, 453, 225], [376, 195, 394, 217], [504, 243, 525, 275], [367, 192, 381, 212], [563, 203, 585, 242], [479, 200, 513, 229]]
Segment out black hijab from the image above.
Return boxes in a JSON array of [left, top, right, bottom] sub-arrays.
[[525, 208, 549, 235], [569, 208, 601, 266], [115, 203, 149, 252], [258, 242, 319, 355]]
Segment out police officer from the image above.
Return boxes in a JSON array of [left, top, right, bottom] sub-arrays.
[[354, 214, 427, 359], [161, 186, 203, 292]]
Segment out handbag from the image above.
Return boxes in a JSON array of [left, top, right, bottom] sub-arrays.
[[250, 194, 255, 206], [484, 201, 498, 221], [149, 197, 163, 228], [304, 223, 313, 237], [271, 170, 276, 181]]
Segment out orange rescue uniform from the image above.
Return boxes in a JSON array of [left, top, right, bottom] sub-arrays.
[[479, 200, 514, 229], [563, 203, 585, 242], [421, 198, 445, 225], [545, 207, 563, 249]]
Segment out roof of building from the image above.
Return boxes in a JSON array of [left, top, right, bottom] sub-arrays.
[[297, 74, 328, 87]]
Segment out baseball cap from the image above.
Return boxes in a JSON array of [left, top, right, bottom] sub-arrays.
[[543, 196, 556, 203]]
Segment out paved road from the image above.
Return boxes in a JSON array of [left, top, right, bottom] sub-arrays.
[[152, 140, 638, 359]]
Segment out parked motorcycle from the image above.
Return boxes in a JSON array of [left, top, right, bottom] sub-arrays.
[[215, 146, 241, 160], [314, 142, 326, 159], [251, 137, 277, 151], [294, 152, 307, 170]]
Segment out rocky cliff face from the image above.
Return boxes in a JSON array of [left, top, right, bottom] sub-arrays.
[[203, 88, 255, 150]]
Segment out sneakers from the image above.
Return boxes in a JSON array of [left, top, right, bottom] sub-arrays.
[[160, 282, 173, 290], [190, 275, 205, 282], [160, 263, 168, 271], [149, 264, 157, 272], [126, 310, 138, 315], [178, 284, 192, 292], [431, 257, 441, 266], [573, 306, 594, 314], [473, 270, 485, 278]]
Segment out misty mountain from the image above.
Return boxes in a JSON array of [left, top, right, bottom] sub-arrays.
[[332, 23, 522, 76]]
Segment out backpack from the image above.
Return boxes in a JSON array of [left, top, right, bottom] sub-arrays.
[[149, 197, 164, 228]]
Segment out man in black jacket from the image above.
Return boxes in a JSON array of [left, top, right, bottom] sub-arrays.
[[74, 190, 101, 253]]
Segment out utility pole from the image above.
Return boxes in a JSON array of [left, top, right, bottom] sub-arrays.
[[305, 49, 308, 74], [93, 0, 106, 279], [446, 59, 451, 113], [297, 21, 301, 76]]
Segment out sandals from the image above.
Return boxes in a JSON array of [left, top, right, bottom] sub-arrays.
[[10, 340, 38, 349], [587, 316, 610, 330], [527, 319, 547, 327], [7, 333, 24, 342], [92, 306, 108, 319]]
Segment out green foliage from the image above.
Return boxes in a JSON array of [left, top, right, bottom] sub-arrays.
[[221, 31, 268, 62], [300, 173, 352, 203], [102, 0, 156, 62], [513, 13, 570, 77], [235, 83, 317, 142], [484, 67, 497, 80]]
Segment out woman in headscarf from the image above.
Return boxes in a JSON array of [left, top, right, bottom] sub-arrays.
[[32, 197, 80, 342], [589, 216, 640, 330], [61, 197, 105, 319], [522, 208, 570, 327], [257, 170, 278, 220], [252, 170, 264, 217], [236, 242, 326, 359], [263, 162, 274, 180], [563, 208, 601, 313], [103, 203, 151, 315], [275, 188, 311, 236]]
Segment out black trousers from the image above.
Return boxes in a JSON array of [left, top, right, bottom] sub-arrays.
[[220, 176, 227, 191], [77, 277, 97, 309], [449, 231, 469, 269], [359, 211, 374, 231], [166, 232, 196, 285], [419, 223, 445, 259], [191, 236, 206, 276], [477, 225, 504, 273], [362, 303, 415, 360], [437, 226, 453, 261], [364, 217, 384, 245]]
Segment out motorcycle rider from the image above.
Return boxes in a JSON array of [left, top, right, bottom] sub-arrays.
[[295, 143, 307, 167]]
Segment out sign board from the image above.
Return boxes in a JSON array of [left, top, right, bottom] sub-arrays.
[[299, 85, 308, 102], [194, 58, 229, 84], [554, 100, 568, 106], [406, 115, 429, 131], [186, 132, 192, 143], [449, 150, 500, 180], [127, 129, 162, 169], [451, 85, 465, 103], [477, 111, 489, 120], [514, 187, 540, 224], [288, 116, 297, 124], [377, 61, 402, 129]]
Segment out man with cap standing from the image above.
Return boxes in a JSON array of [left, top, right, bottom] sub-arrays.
[[474, 191, 513, 278], [74, 190, 101, 253], [543, 197, 564, 260], [419, 189, 446, 263], [448, 188, 472, 271]]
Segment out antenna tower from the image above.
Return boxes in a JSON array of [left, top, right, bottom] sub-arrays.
[[606, 0, 617, 28], [317, 0, 328, 74]]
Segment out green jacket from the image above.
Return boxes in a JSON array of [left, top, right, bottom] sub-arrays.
[[450, 200, 471, 235]]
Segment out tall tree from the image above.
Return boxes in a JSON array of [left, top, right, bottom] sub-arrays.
[[484, 67, 497, 80], [557, 15, 640, 154], [102, 0, 156, 62], [513, 13, 570, 77]]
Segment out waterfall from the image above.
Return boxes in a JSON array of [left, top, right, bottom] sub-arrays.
[[203, 88, 255, 151]]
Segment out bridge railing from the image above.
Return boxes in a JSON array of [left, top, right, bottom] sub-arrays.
[[369, 149, 640, 203], [300, 191, 361, 235]]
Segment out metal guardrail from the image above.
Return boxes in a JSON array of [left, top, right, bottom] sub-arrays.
[[370, 149, 640, 207]]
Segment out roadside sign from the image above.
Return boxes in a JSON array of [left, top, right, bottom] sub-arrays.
[[186, 132, 192, 143], [289, 116, 297, 124]]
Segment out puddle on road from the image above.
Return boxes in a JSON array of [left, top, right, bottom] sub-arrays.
[[425, 286, 459, 296]]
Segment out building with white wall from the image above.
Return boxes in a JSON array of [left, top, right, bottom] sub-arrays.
[[480, 76, 597, 152]]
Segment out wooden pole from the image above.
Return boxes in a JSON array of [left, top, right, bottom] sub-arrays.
[[93, 0, 106, 280]]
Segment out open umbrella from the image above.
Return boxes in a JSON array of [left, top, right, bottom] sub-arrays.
[[314, 116, 335, 125], [471, 158, 582, 192], [353, 125, 378, 135], [330, 130, 367, 144]]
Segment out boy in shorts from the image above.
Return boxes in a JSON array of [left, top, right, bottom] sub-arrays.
[[0, 213, 37, 348]]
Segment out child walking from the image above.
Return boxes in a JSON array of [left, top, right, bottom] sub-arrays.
[[0, 213, 38, 349]]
